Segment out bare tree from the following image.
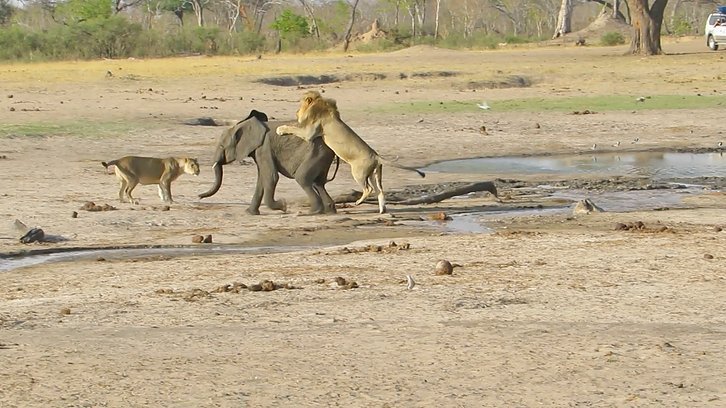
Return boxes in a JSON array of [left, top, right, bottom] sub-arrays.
[[186, 0, 208, 26], [298, 0, 320, 39], [626, 0, 668, 54], [434, 0, 442, 39], [552, 0, 572, 38], [342, 0, 360, 51]]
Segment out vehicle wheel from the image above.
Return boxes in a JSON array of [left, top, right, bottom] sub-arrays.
[[708, 35, 719, 51]]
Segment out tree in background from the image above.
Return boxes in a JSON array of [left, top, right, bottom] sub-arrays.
[[626, 0, 668, 54], [552, 0, 571, 38], [0, 0, 16, 26], [342, 0, 359, 51]]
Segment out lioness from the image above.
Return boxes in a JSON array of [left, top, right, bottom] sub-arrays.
[[101, 156, 200, 204], [276, 91, 424, 213]]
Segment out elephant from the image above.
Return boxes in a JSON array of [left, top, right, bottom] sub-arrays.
[[198, 110, 339, 215]]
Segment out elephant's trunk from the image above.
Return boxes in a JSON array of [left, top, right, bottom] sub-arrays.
[[198, 161, 224, 199]]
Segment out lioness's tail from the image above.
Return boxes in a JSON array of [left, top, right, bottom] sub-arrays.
[[101, 159, 118, 169], [380, 158, 425, 178]]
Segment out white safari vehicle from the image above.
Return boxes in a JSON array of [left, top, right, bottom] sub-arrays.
[[705, 7, 726, 50]]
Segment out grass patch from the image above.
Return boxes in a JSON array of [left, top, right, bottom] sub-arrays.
[[0, 120, 151, 138], [371, 95, 726, 114]]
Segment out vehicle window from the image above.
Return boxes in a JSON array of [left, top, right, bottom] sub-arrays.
[[710, 15, 719, 25]]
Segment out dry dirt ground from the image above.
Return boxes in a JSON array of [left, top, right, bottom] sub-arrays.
[[1, 39, 725, 407]]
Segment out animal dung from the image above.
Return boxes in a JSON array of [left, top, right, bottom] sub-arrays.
[[80, 201, 117, 211], [334, 277, 359, 289], [71, 211, 78, 218], [435, 260, 454, 275], [260, 280, 276, 291]]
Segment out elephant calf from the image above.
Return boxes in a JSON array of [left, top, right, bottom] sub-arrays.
[[199, 110, 338, 215]]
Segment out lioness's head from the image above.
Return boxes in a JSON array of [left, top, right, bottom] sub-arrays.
[[183, 158, 201, 176], [296, 91, 340, 125]]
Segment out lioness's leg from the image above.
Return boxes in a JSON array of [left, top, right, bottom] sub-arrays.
[[275, 124, 321, 142], [159, 180, 174, 203], [117, 179, 127, 203], [373, 164, 386, 214], [125, 179, 139, 204], [352, 166, 375, 207]]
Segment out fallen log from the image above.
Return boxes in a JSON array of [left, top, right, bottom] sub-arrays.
[[334, 181, 498, 205]]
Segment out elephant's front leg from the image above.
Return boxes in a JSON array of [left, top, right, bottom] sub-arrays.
[[276, 124, 321, 142], [246, 171, 264, 215], [262, 171, 287, 213]]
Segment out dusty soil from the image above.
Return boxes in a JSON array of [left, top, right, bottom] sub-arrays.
[[1, 39, 725, 407]]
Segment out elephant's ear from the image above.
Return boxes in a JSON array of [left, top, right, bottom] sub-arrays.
[[235, 118, 268, 159]]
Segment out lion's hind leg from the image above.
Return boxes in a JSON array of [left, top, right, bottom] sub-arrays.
[[352, 165, 376, 208], [373, 164, 386, 214]]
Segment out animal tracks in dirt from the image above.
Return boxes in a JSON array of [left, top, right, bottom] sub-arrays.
[[0, 342, 19, 350]]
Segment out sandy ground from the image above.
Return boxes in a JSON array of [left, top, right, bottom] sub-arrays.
[[1, 39, 725, 407]]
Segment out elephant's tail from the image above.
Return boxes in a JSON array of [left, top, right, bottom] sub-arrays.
[[326, 156, 341, 183]]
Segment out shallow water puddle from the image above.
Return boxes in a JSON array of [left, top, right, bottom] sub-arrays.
[[425, 152, 726, 179]]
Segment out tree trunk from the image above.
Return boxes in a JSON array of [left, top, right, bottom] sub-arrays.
[[626, 0, 668, 55], [298, 0, 320, 39], [408, 6, 416, 38], [342, 0, 360, 52], [552, 0, 572, 39], [434, 0, 442, 40], [612, 0, 620, 19], [667, 0, 683, 34], [190, 0, 205, 27]]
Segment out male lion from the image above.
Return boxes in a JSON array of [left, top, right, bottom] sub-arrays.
[[102, 156, 200, 204], [276, 91, 424, 213]]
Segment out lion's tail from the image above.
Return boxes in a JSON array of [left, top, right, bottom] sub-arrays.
[[379, 157, 425, 178], [101, 159, 118, 169]]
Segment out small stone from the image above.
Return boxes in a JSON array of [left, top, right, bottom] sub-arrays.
[[248, 284, 263, 292], [96, 257, 106, 262], [704, 254, 714, 260], [203, 234, 213, 243], [71, 211, 78, 218], [260, 280, 276, 291], [160, 205, 170, 211], [192, 235, 204, 243], [9, 107, 15, 111], [435, 260, 454, 275], [614, 223, 628, 231], [714, 226, 723, 232], [59, 307, 71, 315]]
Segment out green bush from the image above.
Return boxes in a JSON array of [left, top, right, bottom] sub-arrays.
[[0, 26, 38, 59], [600, 31, 625, 46], [671, 17, 693, 36], [229, 31, 266, 54], [271, 9, 309, 40]]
